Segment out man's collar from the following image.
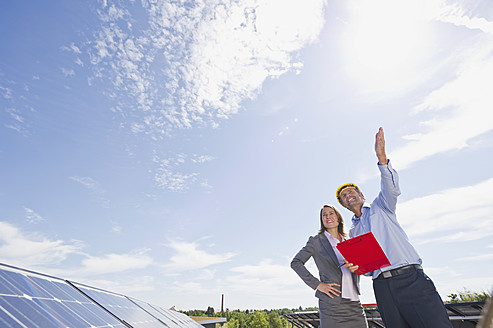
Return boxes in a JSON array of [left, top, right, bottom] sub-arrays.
[[351, 203, 371, 223]]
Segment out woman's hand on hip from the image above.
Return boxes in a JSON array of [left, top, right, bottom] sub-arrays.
[[316, 282, 341, 298]]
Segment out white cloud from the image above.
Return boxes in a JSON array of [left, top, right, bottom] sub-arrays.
[[0, 223, 153, 280], [110, 220, 123, 234], [398, 177, 493, 243], [422, 266, 462, 278], [433, 1, 493, 34], [24, 207, 45, 224], [191, 154, 215, 164], [81, 275, 156, 295], [85, 0, 325, 136], [79, 249, 154, 275], [456, 253, 493, 261], [4, 112, 21, 127], [153, 154, 199, 192], [0, 221, 82, 267], [342, 0, 493, 96], [0, 86, 13, 99], [197, 268, 216, 280], [97, 3, 128, 23], [163, 239, 236, 273], [61, 42, 82, 54], [225, 258, 302, 296], [169, 281, 213, 296], [390, 7, 493, 169], [4, 107, 27, 135], [153, 152, 214, 192], [69, 176, 101, 191], [342, 1, 493, 170], [69, 176, 110, 207], [60, 67, 75, 78]]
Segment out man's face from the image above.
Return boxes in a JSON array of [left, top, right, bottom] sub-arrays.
[[340, 187, 364, 208]]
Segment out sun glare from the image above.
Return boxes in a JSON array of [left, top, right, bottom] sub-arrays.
[[342, 0, 431, 94]]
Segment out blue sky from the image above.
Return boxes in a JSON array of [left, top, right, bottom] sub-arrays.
[[1, 0, 492, 311]]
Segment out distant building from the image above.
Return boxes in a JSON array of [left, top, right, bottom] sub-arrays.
[[190, 316, 227, 328]]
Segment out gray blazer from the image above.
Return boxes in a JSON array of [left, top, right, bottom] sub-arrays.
[[291, 233, 360, 304]]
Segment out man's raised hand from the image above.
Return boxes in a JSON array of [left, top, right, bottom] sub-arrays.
[[375, 127, 388, 165]]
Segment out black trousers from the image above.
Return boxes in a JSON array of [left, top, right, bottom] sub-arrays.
[[373, 267, 452, 328]]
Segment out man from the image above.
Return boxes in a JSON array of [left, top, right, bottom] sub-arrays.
[[336, 127, 452, 328]]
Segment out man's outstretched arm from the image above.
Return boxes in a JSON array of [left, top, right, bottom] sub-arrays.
[[375, 127, 388, 165], [375, 127, 400, 213]]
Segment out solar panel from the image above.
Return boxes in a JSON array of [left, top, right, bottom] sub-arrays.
[[70, 282, 202, 328], [283, 302, 486, 328], [0, 263, 207, 328], [68, 281, 168, 328], [0, 263, 126, 328], [128, 297, 202, 328], [157, 306, 203, 327]]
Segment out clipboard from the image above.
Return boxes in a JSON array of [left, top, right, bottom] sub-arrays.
[[336, 232, 390, 275]]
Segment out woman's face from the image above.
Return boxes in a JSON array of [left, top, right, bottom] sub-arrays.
[[321, 207, 339, 230]]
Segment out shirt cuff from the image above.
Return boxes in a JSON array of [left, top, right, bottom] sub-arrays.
[[377, 159, 391, 168]]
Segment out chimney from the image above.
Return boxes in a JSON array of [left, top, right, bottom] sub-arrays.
[[221, 294, 224, 312]]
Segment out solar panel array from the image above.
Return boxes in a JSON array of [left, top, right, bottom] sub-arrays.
[[0, 263, 203, 328], [284, 302, 486, 328]]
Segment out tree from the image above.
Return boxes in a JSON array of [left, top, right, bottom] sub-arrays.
[[267, 311, 289, 328], [226, 318, 239, 328], [225, 311, 248, 328], [186, 306, 316, 328], [206, 306, 215, 316], [447, 288, 490, 303], [249, 311, 269, 328]]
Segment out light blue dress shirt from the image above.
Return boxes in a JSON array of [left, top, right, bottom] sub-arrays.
[[349, 160, 422, 280]]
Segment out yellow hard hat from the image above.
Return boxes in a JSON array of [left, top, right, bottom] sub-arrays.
[[336, 183, 361, 206]]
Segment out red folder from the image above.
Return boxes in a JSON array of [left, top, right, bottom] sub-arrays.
[[336, 232, 390, 275]]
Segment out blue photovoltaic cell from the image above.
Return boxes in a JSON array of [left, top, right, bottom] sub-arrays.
[[0, 265, 126, 328], [128, 298, 202, 328], [71, 283, 171, 328]]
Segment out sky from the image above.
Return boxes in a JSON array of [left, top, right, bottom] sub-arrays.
[[1, 0, 492, 312]]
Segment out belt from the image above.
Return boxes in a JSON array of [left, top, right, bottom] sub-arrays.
[[378, 264, 422, 279]]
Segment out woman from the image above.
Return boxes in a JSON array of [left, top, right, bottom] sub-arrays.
[[291, 205, 367, 328]]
